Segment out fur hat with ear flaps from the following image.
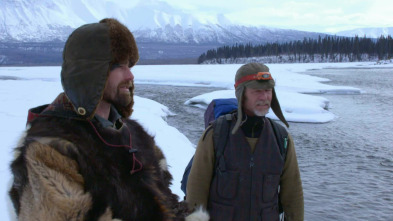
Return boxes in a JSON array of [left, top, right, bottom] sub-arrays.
[[232, 62, 289, 134], [61, 18, 139, 119]]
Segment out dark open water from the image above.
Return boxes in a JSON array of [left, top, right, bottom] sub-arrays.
[[134, 66, 393, 221]]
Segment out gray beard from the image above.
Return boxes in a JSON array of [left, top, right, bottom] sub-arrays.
[[253, 109, 268, 116]]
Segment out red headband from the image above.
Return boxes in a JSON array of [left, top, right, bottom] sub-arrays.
[[234, 72, 273, 88]]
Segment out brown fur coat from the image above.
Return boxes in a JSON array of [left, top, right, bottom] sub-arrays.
[[9, 112, 191, 221]]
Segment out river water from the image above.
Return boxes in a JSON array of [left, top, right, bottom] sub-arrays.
[[134, 66, 393, 221]]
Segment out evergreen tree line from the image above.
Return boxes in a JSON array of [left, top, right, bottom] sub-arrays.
[[197, 35, 393, 64]]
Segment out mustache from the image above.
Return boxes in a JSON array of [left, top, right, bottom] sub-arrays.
[[118, 80, 133, 89], [255, 101, 270, 106]]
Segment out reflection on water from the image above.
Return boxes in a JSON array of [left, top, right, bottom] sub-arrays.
[[135, 67, 393, 221]]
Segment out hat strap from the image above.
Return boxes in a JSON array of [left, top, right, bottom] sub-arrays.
[[234, 72, 272, 88]]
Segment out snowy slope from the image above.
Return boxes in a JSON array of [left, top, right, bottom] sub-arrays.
[[1, 0, 389, 66], [335, 27, 393, 38], [0, 0, 325, 44]]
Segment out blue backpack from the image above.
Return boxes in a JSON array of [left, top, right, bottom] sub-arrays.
[[180, 98, 288, 199]]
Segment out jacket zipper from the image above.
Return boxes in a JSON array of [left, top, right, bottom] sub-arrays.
[[249, 156, 254, 220]]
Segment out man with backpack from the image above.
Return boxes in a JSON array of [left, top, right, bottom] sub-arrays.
[[185, 63, 304, 220]]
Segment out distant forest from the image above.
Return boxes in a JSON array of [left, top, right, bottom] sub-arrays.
[[197, 35, 393, 64]]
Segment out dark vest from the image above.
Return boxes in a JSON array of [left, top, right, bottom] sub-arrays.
[[207, 118, 284, 221]]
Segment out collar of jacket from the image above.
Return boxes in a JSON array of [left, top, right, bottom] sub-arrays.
[[241, 115, 265, 138], [94, 106, 122, 129], [27, 93, 90, 123]]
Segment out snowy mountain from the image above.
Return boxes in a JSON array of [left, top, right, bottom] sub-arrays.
[[0, 0, 324, 44], [0, 0, 387, 65], [336, 27, 393, 38], [0, 0, 332, 65]]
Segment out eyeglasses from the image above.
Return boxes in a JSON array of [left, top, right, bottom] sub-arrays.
[[234, 72, 273, 88]]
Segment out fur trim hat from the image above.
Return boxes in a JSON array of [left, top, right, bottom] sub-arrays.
[[61, 18, 139, 119], [232, 63, 289, 134]]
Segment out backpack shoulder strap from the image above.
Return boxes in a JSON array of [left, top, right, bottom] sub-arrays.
[[180, 113, 233, 196], [268, 118, 289, 161], [268, 118, 289, 215], [213, 113, 232, 172]]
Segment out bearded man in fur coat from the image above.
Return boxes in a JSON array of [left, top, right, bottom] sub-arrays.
[[8, 18, 209, 221]]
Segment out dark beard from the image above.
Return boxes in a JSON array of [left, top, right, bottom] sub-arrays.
[[118, 91, 132, 107], [103, 85, 132, 108]]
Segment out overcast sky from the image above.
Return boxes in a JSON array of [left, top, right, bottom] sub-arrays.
[[155, 0, 392, 33]]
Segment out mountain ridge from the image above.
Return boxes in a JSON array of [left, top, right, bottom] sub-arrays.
[[336, 27, 393, 38], [1, 0, 391, 65], [1, 0, 391, 43], [0, 0, 328, 44]]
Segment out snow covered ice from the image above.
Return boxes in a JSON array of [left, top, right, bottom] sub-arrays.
[[1, 62, 392, 220]]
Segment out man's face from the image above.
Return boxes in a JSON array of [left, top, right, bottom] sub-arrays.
[[103, 63, 134, 107], [243, 87, 273, 116]]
